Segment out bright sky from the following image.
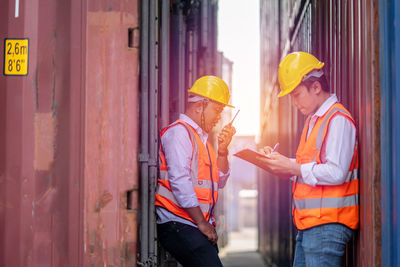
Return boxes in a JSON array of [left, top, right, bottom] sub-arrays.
[[218, 0, 260, 136]]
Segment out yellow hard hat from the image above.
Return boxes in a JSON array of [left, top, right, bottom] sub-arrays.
[[188, 75, 234, 108], [278, 52, 325, 97]]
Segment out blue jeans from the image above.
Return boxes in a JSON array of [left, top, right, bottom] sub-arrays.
[[157, 221, 223, 267], [293, 223, 354, 267]]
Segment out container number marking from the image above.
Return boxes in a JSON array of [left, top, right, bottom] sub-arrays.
[[4, 38, 29, 76]]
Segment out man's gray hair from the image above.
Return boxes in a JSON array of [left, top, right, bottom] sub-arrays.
[[187, 94, 209, 103]]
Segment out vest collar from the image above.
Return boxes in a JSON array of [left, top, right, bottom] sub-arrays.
[[179, 114, 209, 144], [312, 94, 338, 118]]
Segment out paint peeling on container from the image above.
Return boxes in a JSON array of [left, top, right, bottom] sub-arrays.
[[34, 113, 55, 171]]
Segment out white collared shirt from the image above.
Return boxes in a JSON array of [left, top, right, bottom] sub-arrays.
[[156, 114, 230, 226], [299, 94, 356, 186]]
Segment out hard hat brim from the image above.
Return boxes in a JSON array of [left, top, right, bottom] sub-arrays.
[[278, 89, 290, 98]]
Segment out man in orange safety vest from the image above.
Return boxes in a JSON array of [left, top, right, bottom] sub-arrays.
[[155, 75, 236, 267], [258, 52, 359, 267]]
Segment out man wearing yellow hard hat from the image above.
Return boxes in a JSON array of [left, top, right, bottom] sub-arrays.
[[258, 52, 359, 266], [155, 75, 236, 266]]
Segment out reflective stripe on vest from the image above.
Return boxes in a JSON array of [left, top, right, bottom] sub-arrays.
[[313, 107, 353, 162], [294, 194, 359, 210], [155, 120, 219, 225], [157, 185, 213, 212], [159, 170, 219, 190], [293, 103, 359, 230]]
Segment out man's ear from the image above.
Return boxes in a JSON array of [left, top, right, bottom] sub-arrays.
[[312, 81, 322, 94]]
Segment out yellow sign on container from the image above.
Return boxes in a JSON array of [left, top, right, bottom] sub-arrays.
[[3, 38, 29, 76]]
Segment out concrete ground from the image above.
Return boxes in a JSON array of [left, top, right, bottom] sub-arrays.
[[219, 227, 266, 267]]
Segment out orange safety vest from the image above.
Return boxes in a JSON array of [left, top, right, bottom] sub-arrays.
[[155, 120, 220, 225], [293, 102, 359, 230]]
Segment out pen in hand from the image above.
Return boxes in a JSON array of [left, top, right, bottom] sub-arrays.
[[265, 142, 279, 158], [270, 142, 279, 153]]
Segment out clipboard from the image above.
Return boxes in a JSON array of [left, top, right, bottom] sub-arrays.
[[233, 148, 270, 171]]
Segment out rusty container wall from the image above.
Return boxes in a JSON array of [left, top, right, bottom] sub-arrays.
[[0, 2, 8, 263], [0, 1, 86, 266], [313, 1, 382, 266], [84, 1, 140, 266], [259, 0, 381, 266], [0, 0, 140, 266]]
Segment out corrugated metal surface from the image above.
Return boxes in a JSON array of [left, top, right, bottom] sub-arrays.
[[0, 3, 6, 264], [315, 1, 382, 266], [85, 1, 140, 266], [1, 0, 227, 265], [170, 0, 220, 121], [259, 0, 381, 266], [378, 0, 400, 266], [0, 0, 140, 266], [1, 1, 85, 265], [1, 0, 231, 265]]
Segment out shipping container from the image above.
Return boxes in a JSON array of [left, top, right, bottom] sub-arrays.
[[1, 0, 230, 266], [259, 0, 399, 266], [378, 0, 400, 265], [0, 0, 140, 266]]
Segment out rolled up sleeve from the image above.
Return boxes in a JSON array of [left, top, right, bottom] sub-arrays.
[[218, 169, 230, 189], [300, 162, 318, 186]]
